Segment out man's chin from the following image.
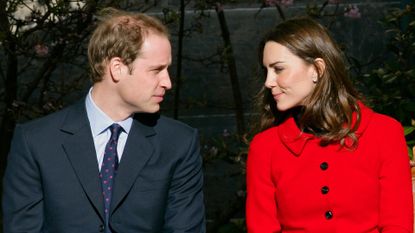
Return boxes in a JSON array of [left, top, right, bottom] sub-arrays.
[[145, 105, 160, 114]]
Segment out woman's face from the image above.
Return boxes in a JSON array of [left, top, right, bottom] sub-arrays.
[[263, 41, 317, 111]]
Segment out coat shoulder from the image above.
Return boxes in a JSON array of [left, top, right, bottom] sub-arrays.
[[250, 127, 279, 148], [365, 110, 403, 135]]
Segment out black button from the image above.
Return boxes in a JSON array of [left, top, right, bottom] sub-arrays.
[[99, 225, 104, 232], [325, 210, 333, 219], [320, 162, 328, 170], [321, 186, 329, 194]]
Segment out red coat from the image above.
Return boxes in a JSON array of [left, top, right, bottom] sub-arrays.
[[246, 104, 414, 233]]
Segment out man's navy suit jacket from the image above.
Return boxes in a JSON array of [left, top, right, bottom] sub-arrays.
[[2, 100, 206, 233]]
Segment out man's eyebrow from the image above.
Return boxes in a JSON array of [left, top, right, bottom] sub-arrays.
[[149, 64, 169, 70]]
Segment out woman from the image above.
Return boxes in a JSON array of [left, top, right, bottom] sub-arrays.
[[246, 18, 413, 233]]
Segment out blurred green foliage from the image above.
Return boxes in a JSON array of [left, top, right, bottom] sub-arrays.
[[360, 2, 414, 124], [405, 123, 415, 160], [355, 1, 415, 159]]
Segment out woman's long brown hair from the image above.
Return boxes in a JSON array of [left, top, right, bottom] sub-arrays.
[[255, 17, 362, 148]]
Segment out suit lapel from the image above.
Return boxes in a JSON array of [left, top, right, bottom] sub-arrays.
[[60, 101, 104, 221], [111, 114, 156, 212]]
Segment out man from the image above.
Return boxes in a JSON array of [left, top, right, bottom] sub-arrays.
[[2, 8, 205, 233]]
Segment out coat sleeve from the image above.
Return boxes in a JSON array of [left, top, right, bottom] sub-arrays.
[[378, 120, 414, 233], [246, 134, 281, 233], [2, 125, 44, 233], [163, 129, 206, 233]]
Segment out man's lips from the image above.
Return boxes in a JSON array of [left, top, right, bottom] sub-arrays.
[[153, 94, 165, 102]]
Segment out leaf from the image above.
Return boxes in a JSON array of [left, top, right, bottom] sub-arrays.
[[408, 145, 413, 160], [404, 126, 415, 136]]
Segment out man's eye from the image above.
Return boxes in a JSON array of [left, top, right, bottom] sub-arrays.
[[152, 66, 168, 73]]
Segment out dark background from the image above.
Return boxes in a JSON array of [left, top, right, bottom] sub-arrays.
[[0, 0, 414, 232]]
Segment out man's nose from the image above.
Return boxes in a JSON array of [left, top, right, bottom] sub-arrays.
[[161, 71, 172, 90]]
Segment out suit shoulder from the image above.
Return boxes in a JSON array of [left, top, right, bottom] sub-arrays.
[[154, 116, 199, 152], [157, 115, 196, 134], [15, 101, 82, 137], [17, 106, 71, 131]]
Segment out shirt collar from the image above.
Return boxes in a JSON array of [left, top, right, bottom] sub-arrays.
[[85, 87, 133, 136]]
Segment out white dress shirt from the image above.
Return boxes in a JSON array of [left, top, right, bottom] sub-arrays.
[[85, 88, 133, 170]]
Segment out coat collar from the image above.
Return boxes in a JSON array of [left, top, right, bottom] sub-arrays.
[[110, 113, 157, 213], [60, 100, 105, 220], [278, 102, 374, 156]]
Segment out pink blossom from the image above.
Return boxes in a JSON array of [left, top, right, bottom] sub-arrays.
[[280, 0, 293, 6], [215, 2, 224, 12], [34, 44, 49, 57], [222, 129, 230, 137], [209, 146, 218, 156], [265, 0, 278, 6], [344, 4, 361, 18]]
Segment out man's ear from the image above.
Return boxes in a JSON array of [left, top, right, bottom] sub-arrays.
[[108, 57, 126, 82], [314, 58, 326, 78]]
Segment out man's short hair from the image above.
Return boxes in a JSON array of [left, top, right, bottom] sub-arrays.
[[88, 8, 169, 82]]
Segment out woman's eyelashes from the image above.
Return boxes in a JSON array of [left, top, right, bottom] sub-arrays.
[[273, 66, 283, 74]]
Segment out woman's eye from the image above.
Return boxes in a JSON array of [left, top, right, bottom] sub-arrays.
[[273, 67, 283, 73]]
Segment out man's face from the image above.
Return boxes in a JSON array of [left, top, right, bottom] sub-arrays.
[[117, 33, 172, 114]]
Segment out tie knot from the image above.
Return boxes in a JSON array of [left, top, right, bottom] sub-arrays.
[[109, 123, 123, 141]]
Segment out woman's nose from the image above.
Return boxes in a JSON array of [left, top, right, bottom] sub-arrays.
[[264, 72, 277, 89]]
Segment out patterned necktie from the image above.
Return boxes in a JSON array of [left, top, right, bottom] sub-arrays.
[[100, 123, 122, 233]]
